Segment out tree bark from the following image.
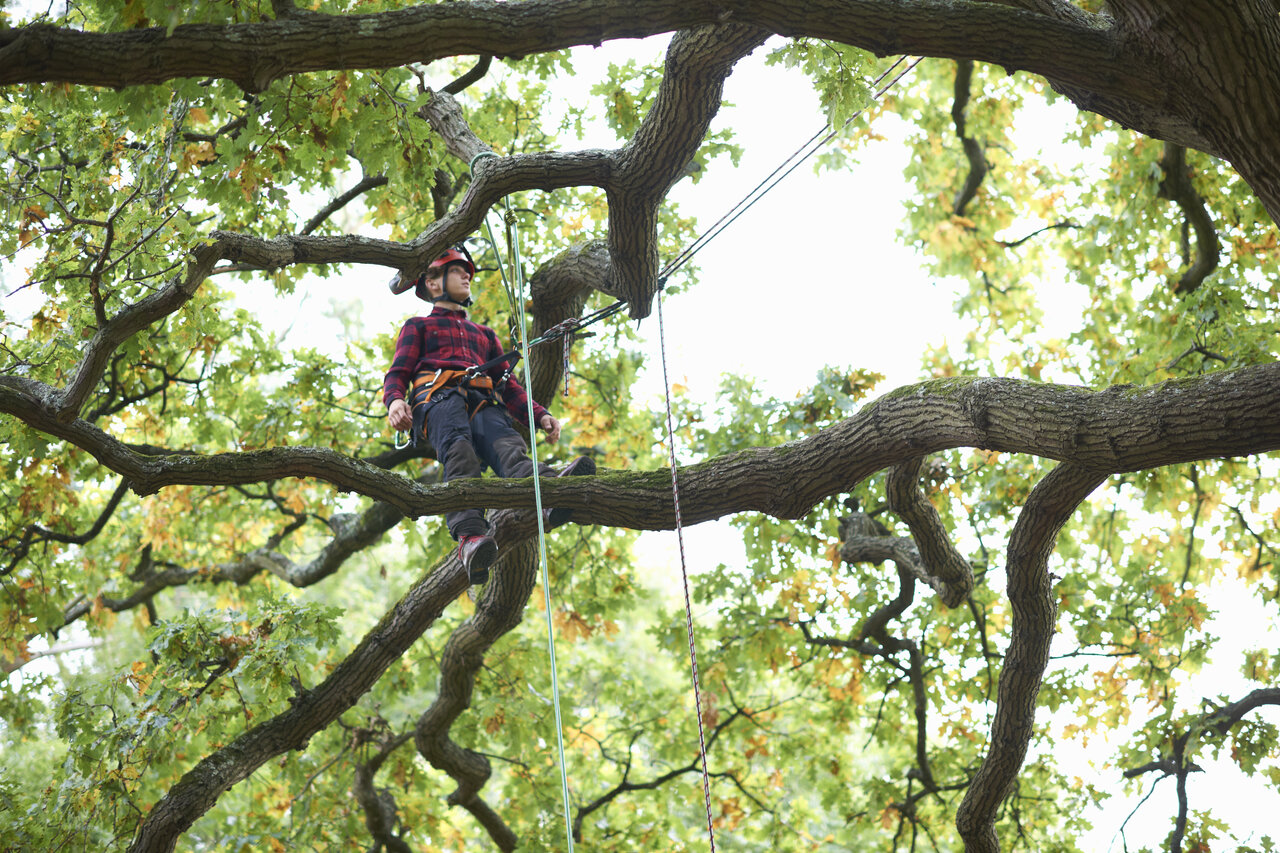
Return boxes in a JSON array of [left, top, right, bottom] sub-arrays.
[[8, 366, 1280, 530], [954, 463, 1108, 851], [125, 507, 544, 853], [5, 1, 1279, 221]]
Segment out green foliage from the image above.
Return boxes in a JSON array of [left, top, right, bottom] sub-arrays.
[[768, 39, 874, 128], [3, 4, 1280, 851]]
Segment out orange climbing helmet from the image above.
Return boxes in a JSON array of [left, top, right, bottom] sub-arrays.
[[425, 244, 475, 279], [385, 243, 478, 304], [416, 244, 477, 303]]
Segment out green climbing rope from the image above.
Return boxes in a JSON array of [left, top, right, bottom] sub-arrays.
[[471, 150, 576, 852]]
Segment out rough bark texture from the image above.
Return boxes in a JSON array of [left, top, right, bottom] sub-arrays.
[[6, 355, 1272, 851], [886, 456, 974, 606], [4, 1, 1278, 227], [419, 24, 769, 316], [8, 367, 1280, 530], [414, 538, 538, 851], [954, 463, 1109, 851], [124, 506, 543, 853]]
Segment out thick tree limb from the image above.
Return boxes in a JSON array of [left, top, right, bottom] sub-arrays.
[[886, 456, 974, 606], [1157, 143, 1220, 295], [7, 366, 1280, 531], [1, 1, 1117, 94], [7, 1, 1279, 220], [603, 24, 769, 316], [950, 60, 987, 217], [414, 538, 538, 852], [352, 730, 415, 853], [50, 244, 221, 423], [955, 463, 1108, 852], [525, 240, 616, 400], [420, 24, 767, 317]]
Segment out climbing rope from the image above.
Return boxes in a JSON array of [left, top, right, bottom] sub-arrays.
[[464, 56, 924, 365], [643, 56, 924, 849], [659, 55, 921, 283], [471, 152, 577, 853], [656, 282, 718, 849]]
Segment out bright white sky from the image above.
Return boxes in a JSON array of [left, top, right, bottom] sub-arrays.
[[3, 16, 1277, 849]]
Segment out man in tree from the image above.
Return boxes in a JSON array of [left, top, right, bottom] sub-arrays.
[[384, 245, 593, 583]]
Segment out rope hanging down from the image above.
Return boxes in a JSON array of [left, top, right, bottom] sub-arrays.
[[656, 283, 718, 849], [471, 152, 578, 853], [647, 55, 922, 849]]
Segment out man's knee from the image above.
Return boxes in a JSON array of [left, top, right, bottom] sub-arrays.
[[492, 434, 533, 478], [442, 436, 483, 480]]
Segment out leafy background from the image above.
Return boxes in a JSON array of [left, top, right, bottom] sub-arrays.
[[2, 2, 1279, 851]]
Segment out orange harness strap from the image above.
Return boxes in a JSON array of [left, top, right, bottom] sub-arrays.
[[410, 369, 498, 425]]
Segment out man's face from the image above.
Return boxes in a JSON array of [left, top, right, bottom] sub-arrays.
[[428, 261, 473, 303]]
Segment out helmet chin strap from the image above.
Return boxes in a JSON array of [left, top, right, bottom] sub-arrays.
[[428, 291, 471, 308], [427, 267, 473, 307]]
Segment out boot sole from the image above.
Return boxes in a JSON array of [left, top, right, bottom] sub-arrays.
[[466, 540, 498, 584]]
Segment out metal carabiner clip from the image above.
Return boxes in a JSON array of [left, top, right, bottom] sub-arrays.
[[394, 429, 411, 450]]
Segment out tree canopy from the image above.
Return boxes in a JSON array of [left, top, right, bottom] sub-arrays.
[[2, 1, 1279, 852]]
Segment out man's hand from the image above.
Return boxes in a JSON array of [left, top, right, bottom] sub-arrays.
[[539, 413, 562, 443], [387, 399, 412, 432]]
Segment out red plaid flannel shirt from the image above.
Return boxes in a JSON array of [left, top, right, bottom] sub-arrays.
[[383, 306, 547, 427]]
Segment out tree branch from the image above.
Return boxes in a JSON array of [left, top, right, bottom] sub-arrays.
[[950, 60, 987, 217], [414, 539, 538, 851], [419, 24, 768, 318], [1157, 143, 1220, 295], [9, 1, 1280, 220], [53, 243, 221, 422], [886, 456, 974, 606], [2, 478, 129, 577], [441, 55, 493, 95], [955, 462, 1108, 852], [0, 1, 1113, 94], [352, 729, 415, 853], [571, 706, 750, 843], [6, 366, 1280, 531], [126, 505, 546, 853], [301, 173, 389, 235]]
